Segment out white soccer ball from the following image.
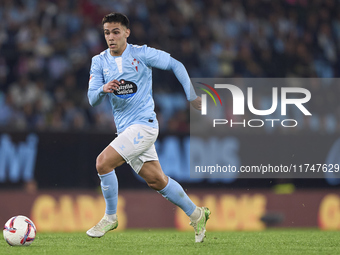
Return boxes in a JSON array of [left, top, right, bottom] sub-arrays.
[[3, 215, 36, 246]]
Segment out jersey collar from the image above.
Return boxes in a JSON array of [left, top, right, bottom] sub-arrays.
[[107, 43, 131, 58]]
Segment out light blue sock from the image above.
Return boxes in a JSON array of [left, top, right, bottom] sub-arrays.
[[158, 177, 196, 216], [99, 170, 118, 215]]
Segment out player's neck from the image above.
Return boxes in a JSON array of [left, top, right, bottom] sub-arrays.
[[110, 43, 127, 57]]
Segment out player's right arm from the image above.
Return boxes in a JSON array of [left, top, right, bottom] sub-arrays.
[[87, 56, 106, 107], [88, 56, 120, 106]]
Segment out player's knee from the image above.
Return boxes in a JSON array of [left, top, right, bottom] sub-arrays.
[[146, 175, 168, 191], [147, 181, 161, 190], [96, 154, 108, 175]]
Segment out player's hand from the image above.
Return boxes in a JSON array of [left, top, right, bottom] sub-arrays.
[[103, 80, 120, 93], [190, 96, 201, 111]]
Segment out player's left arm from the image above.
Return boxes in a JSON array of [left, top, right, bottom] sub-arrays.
[[133, 45, 200, 110], [165, 57, 201, 110]]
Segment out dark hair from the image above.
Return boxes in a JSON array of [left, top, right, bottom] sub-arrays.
[[102, 13, 129, 28]]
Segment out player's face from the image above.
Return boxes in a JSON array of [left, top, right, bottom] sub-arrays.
[[103, 22, 130, 56]]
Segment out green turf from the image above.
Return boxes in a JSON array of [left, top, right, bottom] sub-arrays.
[[1, 229, 340, 255]]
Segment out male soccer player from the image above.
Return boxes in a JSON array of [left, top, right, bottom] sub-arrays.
[[86, 12, 210, 243]]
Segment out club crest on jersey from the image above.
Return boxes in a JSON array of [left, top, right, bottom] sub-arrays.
[[114, 79, 138, 99], [132, 59, 139, 72]]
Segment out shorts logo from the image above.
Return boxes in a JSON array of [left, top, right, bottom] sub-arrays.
[[119, 145, 125, 151], [114, 79, 138, 99], [133, 132, 143, 144]]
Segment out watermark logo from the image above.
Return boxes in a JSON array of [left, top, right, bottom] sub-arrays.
[[198, 82, 222, 115], [197, 82, 312, 128]]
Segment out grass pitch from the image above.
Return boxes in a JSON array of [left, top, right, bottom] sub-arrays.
[[1, 229, 340, 255]]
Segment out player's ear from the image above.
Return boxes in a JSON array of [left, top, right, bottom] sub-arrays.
[[125, 29, 130, 38]]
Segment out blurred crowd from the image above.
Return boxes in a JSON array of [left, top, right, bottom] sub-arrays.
[[0, 0, 340, 134]]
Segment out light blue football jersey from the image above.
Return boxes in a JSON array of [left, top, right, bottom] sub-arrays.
[[88, 44, 171, 133]]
